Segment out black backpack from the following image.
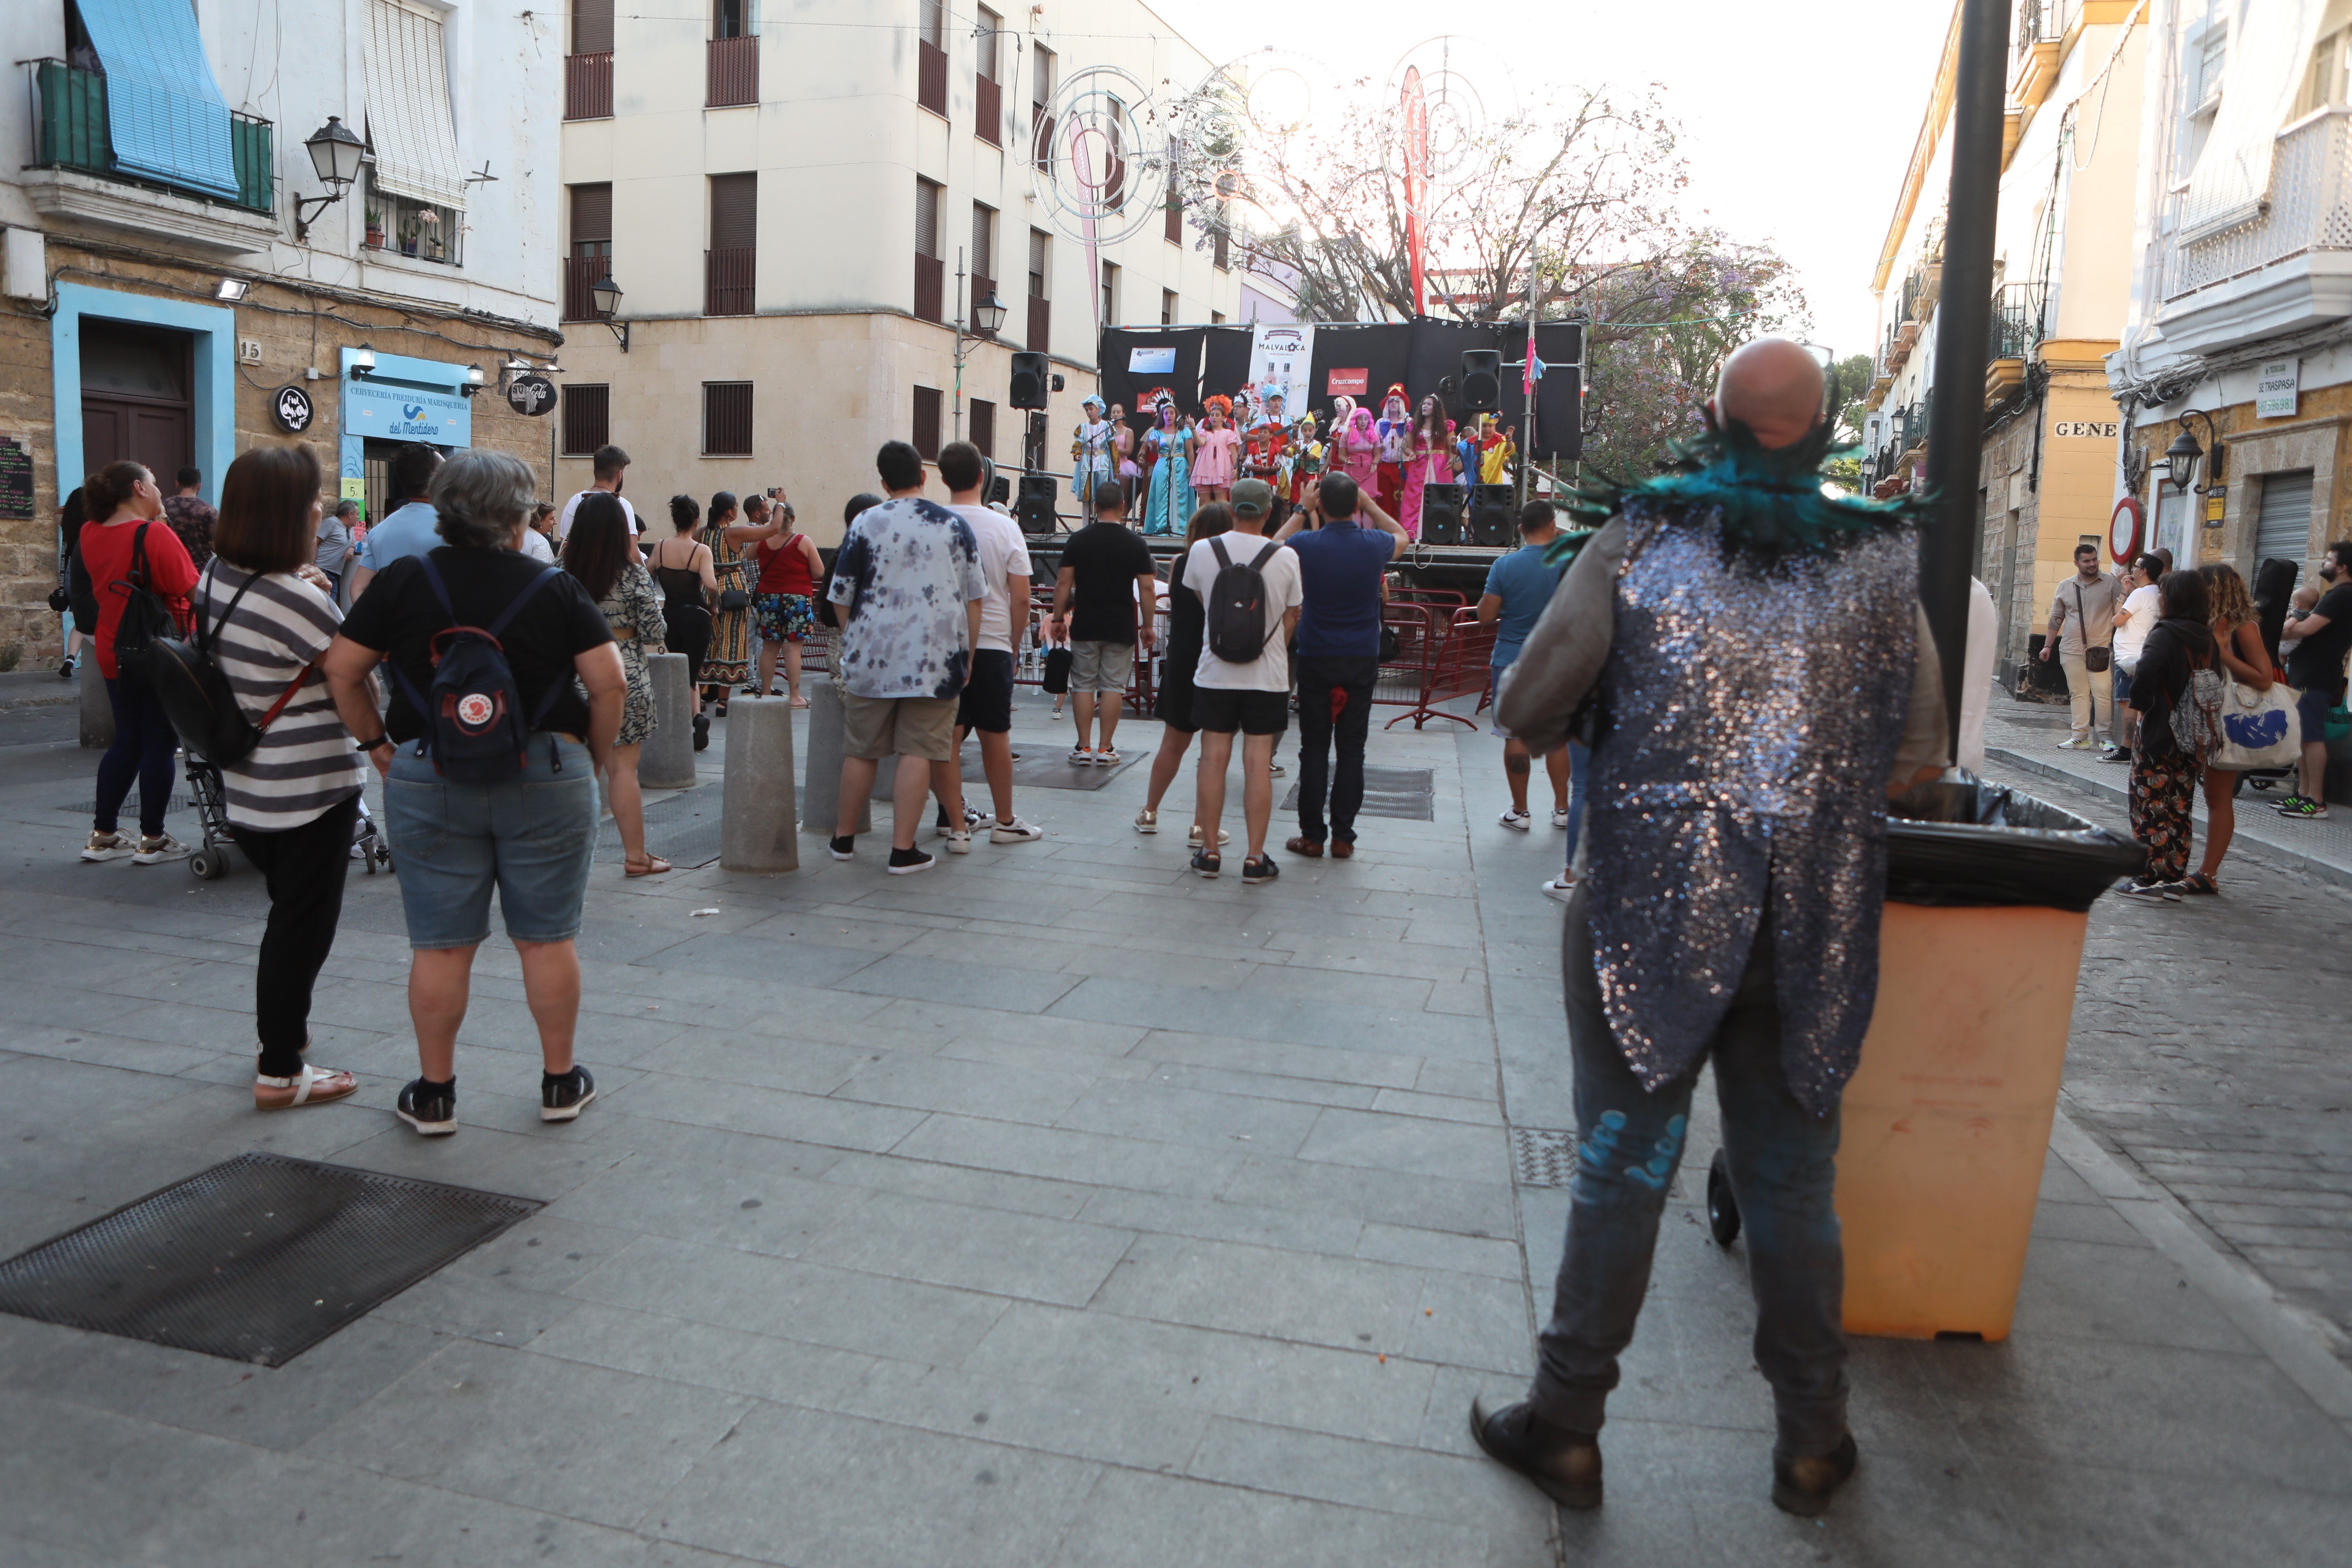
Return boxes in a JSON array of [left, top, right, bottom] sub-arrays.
[[387, 552, 566, 783], [148, 564, 311, 766], [107, 523, 181, 685], [1203, 537, 1282, 663]]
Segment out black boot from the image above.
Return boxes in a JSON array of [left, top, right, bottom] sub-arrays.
[[1771, 1432, 1858, 1517], [1468, 1396, 1602, 1509]]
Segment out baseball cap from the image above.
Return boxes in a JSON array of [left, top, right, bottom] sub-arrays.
[[1230, 478, 1275, 517]]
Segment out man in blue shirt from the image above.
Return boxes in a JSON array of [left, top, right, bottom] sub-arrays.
[[1276, 473, 1406, 856], [1481, 501, 1575, 857], [345, 443, 445, 601]]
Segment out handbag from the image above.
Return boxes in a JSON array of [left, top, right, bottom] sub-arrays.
[[2076, 583, 2111, 673], [109, 523, 180, 685], [2210, 672, 2301, 770]]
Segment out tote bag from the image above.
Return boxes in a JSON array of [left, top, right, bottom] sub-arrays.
[[2210, 673, 2301, 770]]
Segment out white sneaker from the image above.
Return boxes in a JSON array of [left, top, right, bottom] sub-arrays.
[[132, 834, 191, 865], [944, 829, 973, 855], [1069, 746, 1095, 765], [1499, 809, 1532, 831], [1541, 875, 1576, 903], [1551, 807, 1570, 829], [80, 830, 134, 863], [1095, 748, 1122, 767], [990, 818, 1045, 843]]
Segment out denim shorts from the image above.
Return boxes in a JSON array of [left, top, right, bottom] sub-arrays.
[[384, 734, 598, 949], [2296, 684, 2336, 740]]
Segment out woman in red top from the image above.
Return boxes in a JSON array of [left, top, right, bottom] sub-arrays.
[[76, 460, 199, 864], [737, 493, 824, 706]]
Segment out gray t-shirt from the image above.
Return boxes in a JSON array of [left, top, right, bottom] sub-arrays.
[[2048, 570, 2120, 658]]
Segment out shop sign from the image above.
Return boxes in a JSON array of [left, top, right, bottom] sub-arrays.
[[2051, 419, 2118, 439], [2256, 358, 2299, 419], [505, 374, 558, 416], [270, 385, 315, 434], [0, 434, 32, 521], [344, 377, 471, 446]]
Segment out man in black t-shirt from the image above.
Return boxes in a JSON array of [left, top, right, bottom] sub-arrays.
[[1051, 486, 1158, 765], [2279, 539, 2352, 821]]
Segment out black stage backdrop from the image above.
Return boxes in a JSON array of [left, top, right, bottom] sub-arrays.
[[1096, 321, 1584, 458]]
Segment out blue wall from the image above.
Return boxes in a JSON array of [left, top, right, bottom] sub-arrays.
[[50, 281, 237, 504]]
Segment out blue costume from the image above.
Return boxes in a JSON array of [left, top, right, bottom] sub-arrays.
[[1142, 422, 1191, 536]]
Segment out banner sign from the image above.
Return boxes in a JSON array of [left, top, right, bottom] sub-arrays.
[[2256, 358, 2299, 419], [344, 377, 471, 446], [1249, 324, 1315, 414], [1326, 367, 1369, 397]]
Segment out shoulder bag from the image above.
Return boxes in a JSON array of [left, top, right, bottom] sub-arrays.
[[2076, 581, 2111, 673]]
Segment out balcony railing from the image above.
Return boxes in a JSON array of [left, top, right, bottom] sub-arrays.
[[917, 41, 948, 116], [1990, 283, 2045, 360], [2162, 110, 2352, 303], [565, 52, 613, 120], [2014, 0, 2060, 52], [1027, 294, 1051, 354], [976, 74, 1001, 145], [914, 252, 945, 322], [707, 35, 757, 107], [705, 247, 755, 316], [27, 60, 272, 215], [563, 254, 611, 321]]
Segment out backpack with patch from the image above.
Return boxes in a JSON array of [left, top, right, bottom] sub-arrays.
[[1202, 536, 1282, 663], [388, 553, 566, 783]]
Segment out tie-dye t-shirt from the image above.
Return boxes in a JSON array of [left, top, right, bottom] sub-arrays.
[[825, 496, 986, 699]]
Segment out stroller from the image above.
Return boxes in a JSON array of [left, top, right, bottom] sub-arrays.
[[182, 756, 391, 880]]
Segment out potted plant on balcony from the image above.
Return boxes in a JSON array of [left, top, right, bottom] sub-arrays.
[[419, 209, 442, 261], [399, 220, 418, 258], [364, 207, 384, 248]]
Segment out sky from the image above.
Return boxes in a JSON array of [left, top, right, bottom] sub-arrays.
[[1148, 0, 1957, 357]]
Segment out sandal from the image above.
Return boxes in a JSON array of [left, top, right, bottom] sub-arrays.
[[2172, 872, 2219, 896], [789, 695, 811, 708], [625, 856, 673, 877], [254, 1063, 359, 1111]]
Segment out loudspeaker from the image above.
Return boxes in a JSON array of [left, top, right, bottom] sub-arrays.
[[1016, 474, 1059, 534], [987, 474, 1012, 505], [1469, 485, 1514, 547], [1010, 352, 1049, 409], [1422, 484, 1466, 545], [1459, 350, 1501, 413]]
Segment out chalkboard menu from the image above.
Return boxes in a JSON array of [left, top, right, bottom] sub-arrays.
[[0, 437, 32, 522]]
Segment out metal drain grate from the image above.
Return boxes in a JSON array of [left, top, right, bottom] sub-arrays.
[[1512, 1128, 1577, 1188], [0, 1152, 539, 1366], [600, 788, 724, 869], [1280, 765, 1436, 822]]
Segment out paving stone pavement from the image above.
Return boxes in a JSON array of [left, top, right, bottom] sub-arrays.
[[0, 687, 2348, 1567]]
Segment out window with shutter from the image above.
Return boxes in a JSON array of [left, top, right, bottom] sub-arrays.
[[572, 0, 613, 54], [563, 385, 611, 456], [364, 0, 469, 212], [914, 179, 945, 322], [565, 184, 613, 319], [913, 386, 943, 460], [1165, 193, 1183, 245], [916, 180, 941, 259], [1027, 229, 1048, 296], [1161, 289, 1176, 326], [976, 8, 999, 80], [972, 399, 995, 459], [971, 203, 995, 284], [708, 173, 757, 316], [2255, 469, 2316, 564], [1100, 261, 1117, 327], [1031, 45, 1054, 171], [919, 0, 944, 48], [917, 0, 947, 115], [713, 0, 747, 40], [567, 0, 614, 117], [703, 382, 754, 456]]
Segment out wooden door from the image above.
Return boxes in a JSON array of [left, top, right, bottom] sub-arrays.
[[77, 318, 193, 486]]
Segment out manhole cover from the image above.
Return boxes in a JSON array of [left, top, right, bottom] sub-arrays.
[[1008, 751, 1138, 790], [0, 1152, 539, 1366], [600, 788, 723, 868], [1280, 765, 1435, 822], [1512, 1128, 1576, 1189]]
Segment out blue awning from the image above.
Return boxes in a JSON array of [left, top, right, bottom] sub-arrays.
[[74, 0, 242, 201]]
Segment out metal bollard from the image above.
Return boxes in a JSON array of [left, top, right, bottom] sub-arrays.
[[799, 681, 894, 836], [640, 652, 697, 790], [721, 694, 799, 871], [79, 664, 114, 748]]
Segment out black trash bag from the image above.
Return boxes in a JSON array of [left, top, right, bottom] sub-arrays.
[[1883, 773, 2142, 913]]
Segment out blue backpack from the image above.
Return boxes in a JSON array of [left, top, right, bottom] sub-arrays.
[[388, 553, 566, 783]]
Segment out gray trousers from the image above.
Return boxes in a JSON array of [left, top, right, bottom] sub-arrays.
[[1529, 890, 1850, 1455]]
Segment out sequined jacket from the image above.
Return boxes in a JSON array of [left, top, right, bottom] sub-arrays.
[[1500, 498, 1946, 1116]]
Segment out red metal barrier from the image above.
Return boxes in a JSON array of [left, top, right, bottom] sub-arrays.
[[1385, 605, 1496, 729]]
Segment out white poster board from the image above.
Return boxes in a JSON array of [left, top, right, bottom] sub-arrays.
[[1249, 324, 1315, 413], [2256, 358, 2300, 419]]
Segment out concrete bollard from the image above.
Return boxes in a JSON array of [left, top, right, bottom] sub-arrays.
[[800, 680, 895, 836], [640, 652, 697, 789], [721, 695, 799, 871], [79, 665, 114, 748]]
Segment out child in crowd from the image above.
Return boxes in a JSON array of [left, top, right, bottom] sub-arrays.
[[2279, 583, 2320, 662], [1037, 606, 1072, 718]]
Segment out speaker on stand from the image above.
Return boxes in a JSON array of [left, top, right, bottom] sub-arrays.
[[1016, 474, 1060, 536], [1458, 351, 1502, 414], [1469, 485, 1515, 547], [1420, 484, 1467, 546]]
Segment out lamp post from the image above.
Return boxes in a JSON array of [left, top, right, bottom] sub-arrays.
[[949, 248, 1007, 443], [295, 116, 366, 242], [591, 275, 629, 352]]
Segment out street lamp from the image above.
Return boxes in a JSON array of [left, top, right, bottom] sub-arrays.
[[295, 115, 367, 242], [460, 362, 486, 398], [973, 286, 1008, 337], [2165, 408, 2223, 500], [348, 342, 377, 380], [2162, 428, 2202, 494], [591, 275, 629, 352]]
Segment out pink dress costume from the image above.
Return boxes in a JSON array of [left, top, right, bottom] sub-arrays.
[[1191, 395, 1241, 491], [1336, 407, 1380, 488], [1401, 420, 1454, 540]]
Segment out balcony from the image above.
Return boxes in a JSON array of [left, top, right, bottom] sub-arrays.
[[1027, 295, 1050, 354], [976, 74, 1001, 145], [24, 61, 276, 254], [707, 35, 757, 107], [1986, 284, 2044, 406], [914, 252, 945, 322], [705, 247, 755, 316], [563, 254, 612, 321], [2010, 1, 2062, 113], [566, 52, 613, 120], [2158, 110, 2352, 356], [918, 41, 948, 117]]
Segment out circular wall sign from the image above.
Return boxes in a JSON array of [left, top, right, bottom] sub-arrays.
[[2108, 496, 2144, 566], [270, 385, 315, 434], [505, 374, 558, 417]]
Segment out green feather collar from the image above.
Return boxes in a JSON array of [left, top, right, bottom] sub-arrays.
[[1546, 418, 1933, 568]]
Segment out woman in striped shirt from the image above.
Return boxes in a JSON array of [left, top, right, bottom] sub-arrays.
[[198, 444, 368, 1111]]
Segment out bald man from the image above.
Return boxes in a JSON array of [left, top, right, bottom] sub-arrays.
[[1467, 337, 1948, 1518]]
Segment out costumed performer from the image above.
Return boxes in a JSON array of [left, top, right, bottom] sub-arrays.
[[1111, 403, 1140, 521], [1192, 395, 1240, 505], [1374, 384, 1413, 517], [1072, 396, 1116, 515], [1141, 392, 1192, 537], [1467, 337, 1948, 1521], [1289, 414, 1326, 509], [1336, 404, 1380, 488], [1404, 392, 1455, 541], [1479, 417, 1516, 486]]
